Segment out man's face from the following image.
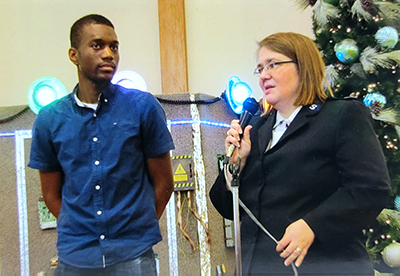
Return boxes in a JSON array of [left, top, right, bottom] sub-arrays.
[[69, 23, 119, 84]]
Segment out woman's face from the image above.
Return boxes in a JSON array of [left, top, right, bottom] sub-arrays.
[[257, 47, 300, 113]]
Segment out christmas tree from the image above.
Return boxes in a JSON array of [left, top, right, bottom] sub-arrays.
[[296, 0, 400, 269]]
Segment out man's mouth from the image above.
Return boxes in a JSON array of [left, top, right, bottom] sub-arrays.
[[99, 63, 115, 71]]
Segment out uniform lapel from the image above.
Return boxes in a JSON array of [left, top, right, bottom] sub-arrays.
[[258, 110, 276, 155], [264, 103, 323, 151]]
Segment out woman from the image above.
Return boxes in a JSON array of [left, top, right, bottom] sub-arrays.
[[210, 32, 390, 275]]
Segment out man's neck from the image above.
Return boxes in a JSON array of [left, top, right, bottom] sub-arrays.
[[77, 81, 109, 104]]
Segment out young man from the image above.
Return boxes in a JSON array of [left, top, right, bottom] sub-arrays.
[[29, 14, 175, 275]]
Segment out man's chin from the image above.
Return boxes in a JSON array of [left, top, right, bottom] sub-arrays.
[[95, 74, 115, 83]]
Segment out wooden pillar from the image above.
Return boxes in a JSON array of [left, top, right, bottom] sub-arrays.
[[158, 0, 188, 94]]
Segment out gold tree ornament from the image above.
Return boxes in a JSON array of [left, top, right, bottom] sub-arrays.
[[382, 242, 400, 267]]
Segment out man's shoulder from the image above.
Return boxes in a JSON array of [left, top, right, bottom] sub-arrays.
[[38, 93, 74, 115], [112, 84, 150, 98]]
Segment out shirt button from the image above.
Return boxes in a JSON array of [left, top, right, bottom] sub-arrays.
[[93, 113, 97, 118], [95, 160, 100, 165], [95, 185, 101, 190], [97, 210, 102, 215], [100, 235, 105, 240], [104, 99, 108, 103], [93, 137, 98, 142]]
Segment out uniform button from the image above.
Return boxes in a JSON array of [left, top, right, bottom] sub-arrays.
[[93, 137, 98, 142], [95, 160, 100, 165], [97, 210, 102, 215], [104, 99, 108, 103], [93, 113, 97, 118], [100, 235, 105, 240], [95, 185, 101, 190]]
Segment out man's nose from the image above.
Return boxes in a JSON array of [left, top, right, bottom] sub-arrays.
[[102, 46, 114, 59]]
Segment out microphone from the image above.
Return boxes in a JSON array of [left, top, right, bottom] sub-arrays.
[[226, 97, 259, 158]]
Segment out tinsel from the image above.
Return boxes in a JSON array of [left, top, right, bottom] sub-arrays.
[[382, 50, 400, 66], [378, 209, 400, 227], [339, 0, 351, 6], [361, 0, 374, 11], [360, 46, 392, 73], [371, 108, 400, 138], [350, 63, 368, 78], [351, 0, 374, 21], [325, 64, 339, 87], [294, 0, 313, 9], [376, 1, 400, 21], [313, 0, 341, 28]]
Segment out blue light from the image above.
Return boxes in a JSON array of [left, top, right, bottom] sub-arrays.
[[1, 120, 229, 140], [0, 131, 15, 137], [169, 120, 230, 128], [27, 77, 68, 114], [225, 76, 252, 114]]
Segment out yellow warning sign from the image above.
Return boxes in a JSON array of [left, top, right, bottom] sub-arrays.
[[174, 174, 188, 182], [175, 164, 186, 175], [171, 155, 193, 191]]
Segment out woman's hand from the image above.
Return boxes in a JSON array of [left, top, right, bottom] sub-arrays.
[[226, 119, 252, 166], [276, 219, 315, 267]]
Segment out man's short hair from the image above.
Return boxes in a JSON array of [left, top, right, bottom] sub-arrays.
[[70, 14, 114, 48]]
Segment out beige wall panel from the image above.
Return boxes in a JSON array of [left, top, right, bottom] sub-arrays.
[[0, 0, 161, 107], [0, 1, 312, 107]]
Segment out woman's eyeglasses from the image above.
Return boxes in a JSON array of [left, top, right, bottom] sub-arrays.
[[253, 60, 295, 76]]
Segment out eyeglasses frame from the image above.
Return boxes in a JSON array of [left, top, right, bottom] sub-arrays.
[[254, 60, 295, 76]]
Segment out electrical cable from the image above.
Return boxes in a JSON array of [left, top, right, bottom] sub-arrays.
[[156, 96, 221, 105], [0, 106, 30, 124], [224, 164, 298, 276]]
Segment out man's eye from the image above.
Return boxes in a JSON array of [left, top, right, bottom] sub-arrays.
[[92, 44, 100, 49], [111, 45, 119, 51]]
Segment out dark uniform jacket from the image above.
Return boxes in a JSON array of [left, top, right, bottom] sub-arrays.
[[210, 98, 390, 275]]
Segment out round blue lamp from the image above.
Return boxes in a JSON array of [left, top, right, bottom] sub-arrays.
[[28, 77, 68, 114], [225, 76, 253, 114]]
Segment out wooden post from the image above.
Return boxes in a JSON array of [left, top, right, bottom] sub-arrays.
[[158, 0, 188, 94]]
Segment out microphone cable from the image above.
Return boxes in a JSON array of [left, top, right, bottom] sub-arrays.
[[224, 164, 298, 276]]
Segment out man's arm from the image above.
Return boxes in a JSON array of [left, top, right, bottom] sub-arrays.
[[147, 151, 174, 219], [39, 170, 63, 219]]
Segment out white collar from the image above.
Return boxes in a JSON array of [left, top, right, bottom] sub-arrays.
[[274, 106, 302, 128], [74, 92, 101, 110]]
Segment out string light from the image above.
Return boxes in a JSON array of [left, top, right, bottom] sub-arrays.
[[169, 120, 230, 128], [1, 120, 231, 139], [0, 132, 16, 137]]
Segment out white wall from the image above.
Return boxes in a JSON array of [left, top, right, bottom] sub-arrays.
[[0, 0, 313, 107]]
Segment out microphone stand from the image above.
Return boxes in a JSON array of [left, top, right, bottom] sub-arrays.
[[229, 157, 242, 276]]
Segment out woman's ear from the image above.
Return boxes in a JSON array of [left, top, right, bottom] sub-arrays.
[[68, 47, 79, 65]]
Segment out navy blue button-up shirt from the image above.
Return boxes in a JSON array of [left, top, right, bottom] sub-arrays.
[[29, 83, 174, 268]]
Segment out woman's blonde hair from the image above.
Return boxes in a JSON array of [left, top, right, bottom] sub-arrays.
[[257, 32, 332, 112]]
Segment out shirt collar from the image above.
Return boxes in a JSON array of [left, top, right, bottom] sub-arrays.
[[72, 83, 114, 110], [274, 106, 302, 128]]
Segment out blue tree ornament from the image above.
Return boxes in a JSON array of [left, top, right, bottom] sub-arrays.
[[375, 26, 399, 49], [335, 39, 360, 64], [363, 92, 387, 107]]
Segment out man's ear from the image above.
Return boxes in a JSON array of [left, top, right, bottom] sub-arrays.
[[69, 47, 79, 65]]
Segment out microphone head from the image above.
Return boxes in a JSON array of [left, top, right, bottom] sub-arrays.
[[242, 97, 259, 115]]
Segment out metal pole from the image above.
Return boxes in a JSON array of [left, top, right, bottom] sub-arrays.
[[232, 185, 242, 276], [229, 159, 242, 276]]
